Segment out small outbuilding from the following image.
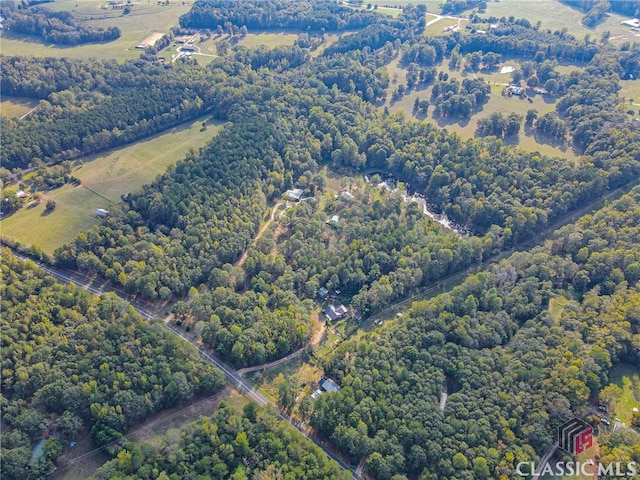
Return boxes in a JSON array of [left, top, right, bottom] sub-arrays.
[[340, 191, 354, 201], [96, 208, 109, 217]]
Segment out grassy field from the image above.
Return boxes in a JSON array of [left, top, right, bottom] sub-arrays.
[[482, 0, 640, 45], [0, 0, 195, 61], [250, 356, 323, 405], [1, 115, 223, 254], [0, 96, 39, 118], [548, 295, 570, 322], [424, 16, 470, 36], [382, 58, 581, 163], [607, 362, 640, 426]]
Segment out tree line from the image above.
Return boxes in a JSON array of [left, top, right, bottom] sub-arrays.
[[179, 0, 380, 32]]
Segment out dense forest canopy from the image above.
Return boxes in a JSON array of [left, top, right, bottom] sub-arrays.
[[0, 251, 226, 480], [0, 56, 238, 170], [179, 0, 381, 32], [313, 187, 640, 479]]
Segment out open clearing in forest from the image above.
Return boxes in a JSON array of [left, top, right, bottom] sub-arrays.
[[0, 96, 39, 118], [382, 58, 581, 163], [607, 362, 640, 426], [50, 387, 245, 480], [1, 116, 223, 254], [0, 0, 195, 61]]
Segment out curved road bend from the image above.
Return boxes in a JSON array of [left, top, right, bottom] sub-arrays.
[[8, 251, 361, 479]]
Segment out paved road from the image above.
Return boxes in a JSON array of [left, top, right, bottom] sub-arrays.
[[8, 251, 361, 479]]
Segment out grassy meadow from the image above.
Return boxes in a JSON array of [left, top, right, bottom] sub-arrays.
[[382, 57, 581, 163], [0, 96, 39, 118], [481, 0, 640, 45], [1, 116, 223, 254]]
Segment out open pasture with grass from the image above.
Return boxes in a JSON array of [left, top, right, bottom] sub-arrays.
[[1, 115, 222, 254], [382, 58, 580, 163], [0, 0, 195, 61], [481, 0, 639, 45], [0, 96, 39, 119]]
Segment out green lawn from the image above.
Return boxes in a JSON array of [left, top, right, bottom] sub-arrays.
[[1, 115, 223, 254], [481, 0, 638, 45], [0, 0, 195, 61], [0, 96, 39, 119], [607, 362, 640, 426], [382, 58, 581, 163]]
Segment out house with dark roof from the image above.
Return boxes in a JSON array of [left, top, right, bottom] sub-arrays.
[[323, 304, 348, 321]]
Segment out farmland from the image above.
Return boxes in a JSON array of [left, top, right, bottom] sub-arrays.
[[481, 0, 640, 45], [1, 115, 222, 254], [0, 0, 195, 61]]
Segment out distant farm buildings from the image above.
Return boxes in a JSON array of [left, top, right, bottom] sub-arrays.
[[15, 190, 27, 199], [621, 18, 640, 29], [96, 208, 109, 217]]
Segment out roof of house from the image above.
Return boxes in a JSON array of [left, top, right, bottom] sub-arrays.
[[318, 287, 329, 297], [340, 191, 354, 200], [320, 378, 340, 392], [323, 304, 348, 321], [327, 215, 340, 225], [15, 190, 27, 198], [286, 188, 304, 201]]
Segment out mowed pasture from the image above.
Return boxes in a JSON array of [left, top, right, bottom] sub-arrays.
[[0, 0, 195, 61], [382, 58, 581, 163], [1, 116, 223, 254], [0, 96, 39, 119], [481, 0, 640, 45]]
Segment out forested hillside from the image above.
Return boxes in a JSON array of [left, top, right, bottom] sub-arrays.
[[93, 402, 352, 480], [312, 187, 640, 479], [0, 56, 236, 170], [0, 251, 226, 480], [2, 3, 640, 477]]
